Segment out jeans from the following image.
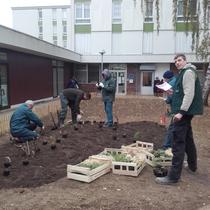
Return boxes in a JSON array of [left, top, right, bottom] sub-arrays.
[[11, 123, 38, 141], [104, 101, 113, 126], [168, 115, 197, 181], [163, 118, 174, 149], [59, 93, 69, 124]]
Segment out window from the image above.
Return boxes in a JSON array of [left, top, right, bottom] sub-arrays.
[[144, 0, 153, 22], [53, 35, 57, 45], [142, 71, 152, 86], [0, 64, 9, 109], [74, 64, 87, 83], [53, 21, 57, 36], [112, 0, 122, 23], [38, 34, 43, 40], [88, 64, 99, 83], [75, 2, 90, 24], [52, 8, 57, 20], [63, 35, 67, 48], [38, 9, 42, 20], [62, 21, 67, 34], [62, 8, 67, 19], [39, 25, 43, 34], [177, 0, 197, 21]]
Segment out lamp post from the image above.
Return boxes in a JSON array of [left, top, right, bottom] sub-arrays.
[[99, 50, 105, 74]]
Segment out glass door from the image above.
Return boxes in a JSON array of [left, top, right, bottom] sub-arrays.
[[110, 70, 126, 95]]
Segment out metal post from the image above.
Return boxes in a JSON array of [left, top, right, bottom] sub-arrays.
[[99, 50, 105, 75]]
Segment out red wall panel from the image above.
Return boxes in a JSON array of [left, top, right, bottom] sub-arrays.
[[8, 50, 53, 105]]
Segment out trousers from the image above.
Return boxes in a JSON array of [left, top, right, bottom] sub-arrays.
[[168, 115, 197, 181]]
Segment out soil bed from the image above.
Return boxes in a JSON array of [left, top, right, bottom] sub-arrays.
[[0, 121, 165, 189]]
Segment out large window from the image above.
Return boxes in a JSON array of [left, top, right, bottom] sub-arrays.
[[0, 64, 9, 109], [88, 64, 99, 83], [75, 2, 90, 24], [74, 64, 88, 83], [52, 60, 64, 97], [144, 0, 153, 22], [112, 0, 122, 23], [177, 0, 197, 21]]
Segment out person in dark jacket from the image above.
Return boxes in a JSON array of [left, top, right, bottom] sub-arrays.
[[156, 54, 203, 185], [66, 77, 79, 89], [58, 88, 91, 127], [10, 100, 44, 141], [96, 69, 116, 127], [162, 70, 177, 150]]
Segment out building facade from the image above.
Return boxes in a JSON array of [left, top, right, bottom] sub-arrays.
[[11, 0, 210, 96]]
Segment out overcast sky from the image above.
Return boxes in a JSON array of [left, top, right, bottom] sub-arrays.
[[0, 0, 70, 28]]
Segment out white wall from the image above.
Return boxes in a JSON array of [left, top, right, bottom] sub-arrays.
[[91, 0, 112, 31], [175, 32, 193, 53], [90, 32, 112, 55], [13, 10, 38, 37], [75, 33, 91, 54], [155, 63, 171, 80], [153, 31, 175, 54], [122, 0, 143, 30]]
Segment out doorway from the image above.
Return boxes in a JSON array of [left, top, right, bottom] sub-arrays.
[[110, 70, 126, 95], [140, 71, 154, 95]]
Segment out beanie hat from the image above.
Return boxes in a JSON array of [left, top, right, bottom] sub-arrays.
[[163, 70, 174, 79], [25, 100, 34, 106]]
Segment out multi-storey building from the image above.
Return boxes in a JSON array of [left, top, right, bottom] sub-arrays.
[[12, 0, 210, 96]]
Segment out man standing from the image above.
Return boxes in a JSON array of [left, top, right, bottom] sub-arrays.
[[58, 88, 91, 127], [96, 69, 116, 127], [156, 54, 203, 185], [10, 100, 44, 141]]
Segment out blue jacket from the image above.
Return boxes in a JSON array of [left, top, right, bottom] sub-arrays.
[[10, 104, 43, 134]]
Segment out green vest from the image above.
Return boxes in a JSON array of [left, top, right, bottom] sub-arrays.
[[171, 68, 203, 115]]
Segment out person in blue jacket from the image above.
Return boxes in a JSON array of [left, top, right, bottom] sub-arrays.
[[162, 70, 176, 149], [10, 100, 44, 142], [96, 69, 116, 127]]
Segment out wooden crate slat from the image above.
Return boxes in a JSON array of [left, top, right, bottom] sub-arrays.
[[112, 160, 146, 177]]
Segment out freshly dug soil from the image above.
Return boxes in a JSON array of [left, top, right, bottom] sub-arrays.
[[0, 121, 165, 189]]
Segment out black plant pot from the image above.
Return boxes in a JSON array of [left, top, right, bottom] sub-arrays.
[[3, 168, 10, 176], [153, 166, 168, 177]]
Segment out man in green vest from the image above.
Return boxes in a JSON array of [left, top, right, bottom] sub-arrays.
[[156, 54, 203, 185]]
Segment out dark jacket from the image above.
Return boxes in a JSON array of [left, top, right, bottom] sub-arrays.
[[62, 88, 84, 114], [10, 104, 43, 134], [101, 69, 116, 102], [66, 79, 79, 89]]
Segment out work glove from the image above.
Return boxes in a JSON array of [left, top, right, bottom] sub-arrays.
[[77, 114, 82, 121], [99, 82, 104, 88]]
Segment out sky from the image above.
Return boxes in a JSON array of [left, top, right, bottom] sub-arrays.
[[0, 0, 70, 28]]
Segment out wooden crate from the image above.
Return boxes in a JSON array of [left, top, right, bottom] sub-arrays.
[[121, 141, 154, 155], [67, 159, 111, 183], [142, 150, 172, 167], [112, 159, 146, 177]]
